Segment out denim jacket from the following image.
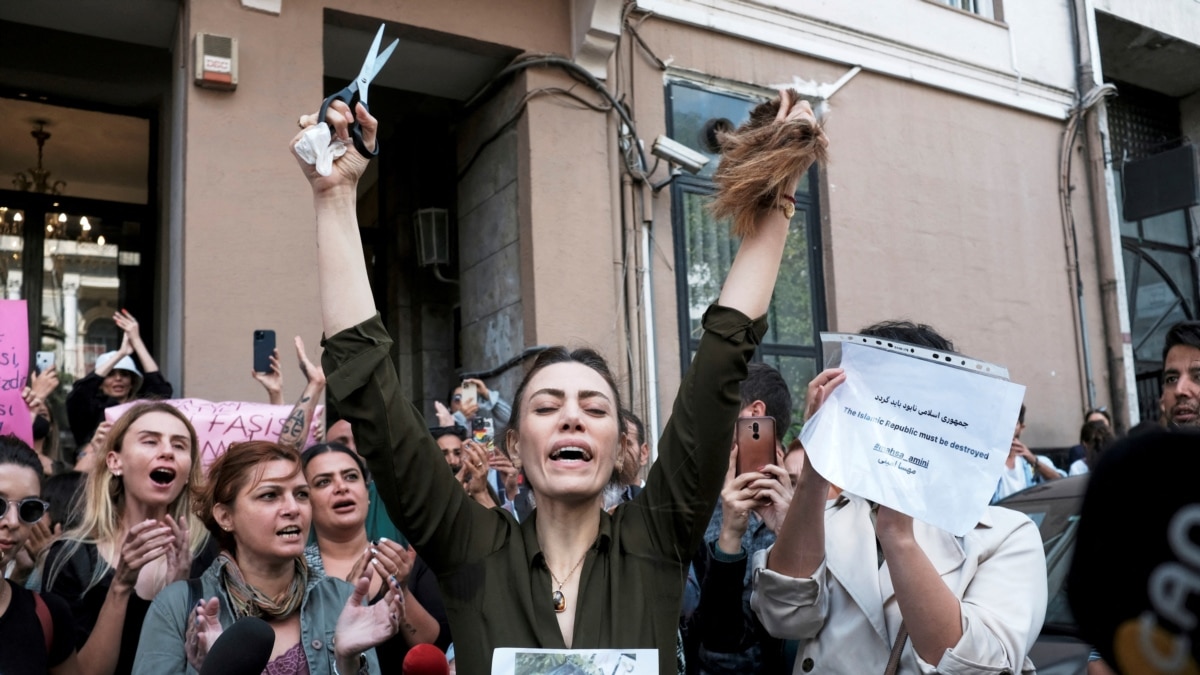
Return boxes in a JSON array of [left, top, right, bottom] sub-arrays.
[[131, 555, 380, 675]]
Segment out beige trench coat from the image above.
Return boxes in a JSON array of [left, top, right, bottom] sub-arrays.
[[750, 494, 1046, 674]]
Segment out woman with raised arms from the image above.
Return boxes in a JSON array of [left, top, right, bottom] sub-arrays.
[[292, 90, 826, 673]]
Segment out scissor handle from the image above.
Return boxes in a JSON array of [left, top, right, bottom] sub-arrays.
[[317, 90, 378, 158]]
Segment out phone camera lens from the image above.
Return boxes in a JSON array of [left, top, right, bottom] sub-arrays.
[[752, 422, 759, 433]]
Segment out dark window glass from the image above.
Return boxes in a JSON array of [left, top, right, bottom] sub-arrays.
[[668, 81, 826, 440]]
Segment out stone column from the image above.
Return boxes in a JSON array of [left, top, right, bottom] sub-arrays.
[[62, 273, 80, 378]]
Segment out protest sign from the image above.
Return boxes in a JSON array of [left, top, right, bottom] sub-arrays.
[[106, 398, 323, 470], [0, 300, 33, 446], [492, 648, 659, 675], [800, 333, 1025, 536]]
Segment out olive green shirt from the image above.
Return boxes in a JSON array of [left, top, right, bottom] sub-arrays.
[[321, 305, 766, 674]]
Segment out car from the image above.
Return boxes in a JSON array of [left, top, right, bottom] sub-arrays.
[[998, 475, 1097, 675]]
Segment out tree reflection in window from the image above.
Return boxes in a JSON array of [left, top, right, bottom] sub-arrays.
[[669, 81, 826, 440]]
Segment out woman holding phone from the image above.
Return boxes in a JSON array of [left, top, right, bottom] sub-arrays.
[[293, 89, 825, 672]]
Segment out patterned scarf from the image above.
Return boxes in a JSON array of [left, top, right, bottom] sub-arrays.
[[218, 552, 308, 620]]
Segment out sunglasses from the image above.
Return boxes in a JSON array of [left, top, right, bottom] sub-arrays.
[[1, 497, 50, 525]]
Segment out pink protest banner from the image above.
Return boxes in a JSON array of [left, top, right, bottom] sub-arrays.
[[105, 398, 323, 471], [0, 300, 34, 446]]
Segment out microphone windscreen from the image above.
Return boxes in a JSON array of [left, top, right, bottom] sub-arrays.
[[198, 616, 276, 675], [402, 643, 449, 675], [1067, 429, 1200, 674]]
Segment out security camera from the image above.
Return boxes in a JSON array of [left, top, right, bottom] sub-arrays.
[[651, 135, 709, 175]]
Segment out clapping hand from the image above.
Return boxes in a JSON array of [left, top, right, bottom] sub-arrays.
[[185, 596, 223, 672], [163, 514, 193, 583], [294, 336, 325, 388], [433, 401, 455, 427], [334, 562, 404, 660], [111, 519, 175, 592], [113, 309, 145, 350]]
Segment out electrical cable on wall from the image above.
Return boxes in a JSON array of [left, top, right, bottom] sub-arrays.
[[455, 13, 677, 453], [1058, 82, 1118, 409]]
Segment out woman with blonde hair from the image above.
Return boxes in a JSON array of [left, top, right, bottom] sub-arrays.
[[42, 401, 212, 675]]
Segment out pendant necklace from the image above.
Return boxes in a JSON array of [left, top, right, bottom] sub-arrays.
[[547, 551, 589, 614]]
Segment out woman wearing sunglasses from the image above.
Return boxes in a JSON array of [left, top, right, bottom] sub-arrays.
[[42, 402, 212, 675], [0, 436, 80, 675]]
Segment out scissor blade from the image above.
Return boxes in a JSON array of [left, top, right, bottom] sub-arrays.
[[356, 24, 387, 85], [369, 39, 399, 80]]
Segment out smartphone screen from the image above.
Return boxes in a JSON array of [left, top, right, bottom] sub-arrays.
[[253, 330, 276, 374], [736, 416, 777, 475], [460, 380, 478, 409], [35, 351, 55, 373], [473, 417, 496, 456]]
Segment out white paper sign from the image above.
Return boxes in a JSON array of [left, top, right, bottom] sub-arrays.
[[491, 648, 659, 675], [800, 336, 1025, 536]]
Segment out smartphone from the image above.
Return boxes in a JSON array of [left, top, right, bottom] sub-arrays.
[[736, 416, 777, 475], [460, 380, 478, 410], [35, 351, 55, 373], [473, 417, 496, 457], [253, 330, 276, 374]]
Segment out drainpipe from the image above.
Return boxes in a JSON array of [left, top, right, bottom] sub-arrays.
[[638, 180, 661, 461], [1072, 0, 1139, 429]]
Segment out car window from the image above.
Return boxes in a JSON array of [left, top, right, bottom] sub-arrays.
[[1001, 496, 1084, 632]]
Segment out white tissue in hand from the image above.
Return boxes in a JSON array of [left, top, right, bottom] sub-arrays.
[[294, 124, 347, 177]]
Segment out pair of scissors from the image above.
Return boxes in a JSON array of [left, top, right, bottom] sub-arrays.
[[318, 23, 398, 157]]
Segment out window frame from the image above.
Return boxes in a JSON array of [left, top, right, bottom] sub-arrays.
[[931, 0, 1003, 22], [665, 80, 828, 404]]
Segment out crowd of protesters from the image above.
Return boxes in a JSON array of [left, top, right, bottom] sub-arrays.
[[1, 89, 1195, 675]]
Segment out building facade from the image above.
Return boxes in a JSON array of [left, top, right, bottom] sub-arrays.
[[2, 0, 1196, 456]]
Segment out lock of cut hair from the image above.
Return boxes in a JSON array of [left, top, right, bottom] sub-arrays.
[[710, 89, 828, 238]]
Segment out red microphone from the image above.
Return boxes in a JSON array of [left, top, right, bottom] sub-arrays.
[[402, 644, 449, 675]]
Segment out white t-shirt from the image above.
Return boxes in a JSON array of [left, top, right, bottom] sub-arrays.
[[1068, 458, 1089, 476], [995, 455, 1058, 501]]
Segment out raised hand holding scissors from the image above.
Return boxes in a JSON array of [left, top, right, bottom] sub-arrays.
[[317, 23, 397, 157]]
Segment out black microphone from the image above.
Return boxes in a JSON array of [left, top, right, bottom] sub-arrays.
[[199, 616, 276, 675], [1067, 429, 1200, 674]]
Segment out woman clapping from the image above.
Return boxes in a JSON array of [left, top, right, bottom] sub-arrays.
[[134, 441, 402, 674], [43, 402, 211, 675], [301, 442, 450, 670]]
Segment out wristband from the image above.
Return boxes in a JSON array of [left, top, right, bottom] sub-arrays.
[[332, 653, 367, 675]]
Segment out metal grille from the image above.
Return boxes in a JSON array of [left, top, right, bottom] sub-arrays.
[[1136, 371, 1163, 423], [1108, 80, 1183, 163], [203, 34, 233, 59]]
